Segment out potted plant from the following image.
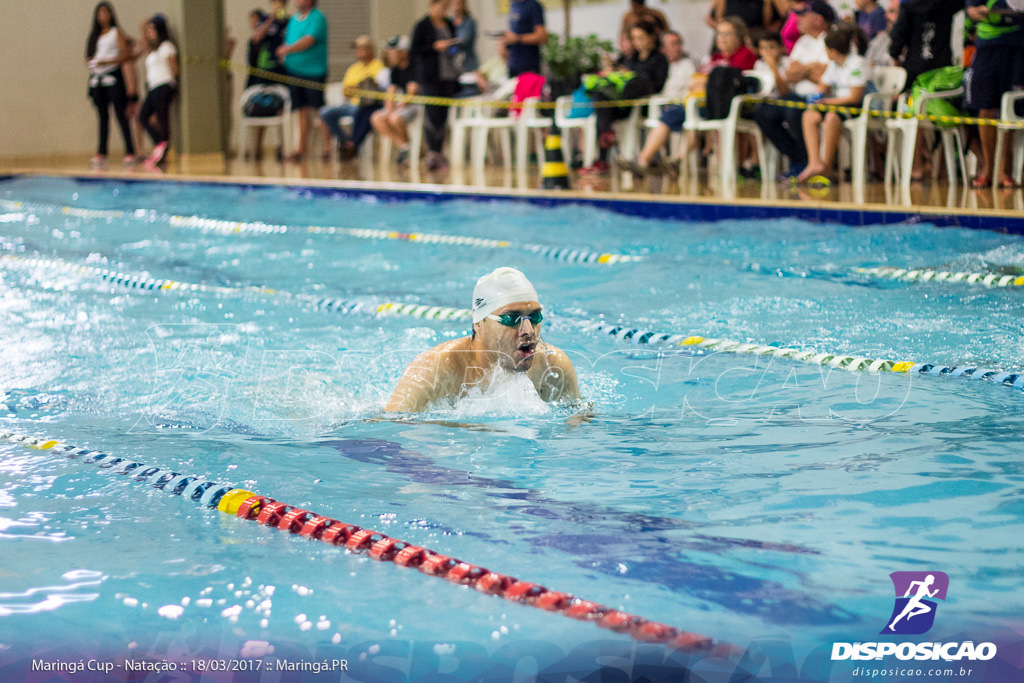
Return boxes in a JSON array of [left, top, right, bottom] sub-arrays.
[[542, 33, 613, 99]]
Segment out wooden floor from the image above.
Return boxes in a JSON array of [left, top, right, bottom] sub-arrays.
[[6, 149, 1024, 218]]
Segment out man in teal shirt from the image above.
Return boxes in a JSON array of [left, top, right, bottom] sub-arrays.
[[277, 0, 328, 161]]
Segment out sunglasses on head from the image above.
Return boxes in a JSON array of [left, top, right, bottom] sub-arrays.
[[486, 310, 544, 327]]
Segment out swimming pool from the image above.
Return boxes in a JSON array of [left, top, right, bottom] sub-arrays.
[[1, 175, 1022, 682]]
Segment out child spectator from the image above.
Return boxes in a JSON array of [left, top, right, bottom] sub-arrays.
[[796, 24, 868, 182]]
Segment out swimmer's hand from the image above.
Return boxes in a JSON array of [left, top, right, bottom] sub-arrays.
[[564, 399, 595, 429]]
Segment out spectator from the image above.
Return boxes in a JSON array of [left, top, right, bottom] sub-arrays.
[[661, 30, 698, 97], [588, 21, 669, 173], [965, 0, 1024, 188], [318, 36, 385, 160], [888, 0, 961, 181], [753, 0, 834, 178], [276, 0, 328, 162], [411, 0, 463, 172], [451, 0, 480, 75], [617, 17, 757, 177], [855, 0, 887, 42], [138, 14, 178, 169], [779, 0, 807, 52], [863, 0, 898, 69], [85, 2, 136, 169], [797, 24, 868, 181], [707, 0, 776, 37], [621, 0, 671, 39], [370, 36, 421, 166], [503, 0, 547, 78], [247, 2, 288, 88]]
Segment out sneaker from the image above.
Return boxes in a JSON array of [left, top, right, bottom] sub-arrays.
[[90, 155, 107, 170], [339, 141, 357, 161], [394, 146, 410, 166], [122, 155, 136, 168], [146, 142, 168, 166]]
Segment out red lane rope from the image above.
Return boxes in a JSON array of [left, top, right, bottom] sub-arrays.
[[233, 494, 734, 654]]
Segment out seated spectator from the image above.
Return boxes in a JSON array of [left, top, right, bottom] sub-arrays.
[[370, 35, 421, 166], [753, 0, 834, 178], [661, 30, 698, 96], [796, 24, 868, 182], [616, 16, 758, 176], [779, 0, 806, 53], [318, 35, 385, 160], [587, 20, 669, 172]]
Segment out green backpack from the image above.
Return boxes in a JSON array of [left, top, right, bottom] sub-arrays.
[[908, 66, 965, 129]]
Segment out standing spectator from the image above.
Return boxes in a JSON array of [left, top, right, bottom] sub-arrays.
[[888, 0, 961, 181], [753, 0, 834, 178], [411, 0, 462, 172], [864, 0, 898, 68], [138, 14, 178, 169], [276, 0, 328, 162], [503, 0, 548, 78], [965, 0, 1024, 188], [707, 0, 776, 37], [85, 2, 136, 169], [621, 0, 671, 39], [451, 0, 479, 75], [319, 36, 385, 160], [778, 0, 807, 52], [855, 0, 886, 42], [797, 24, 868, 181], [371, 36, 421, 166]]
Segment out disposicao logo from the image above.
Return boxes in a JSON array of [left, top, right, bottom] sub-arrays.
[[881, 571, 948, 635], [831, 571, 997, 662]]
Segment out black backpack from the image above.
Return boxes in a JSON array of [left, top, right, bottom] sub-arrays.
[[704, 66, 757, 120], [244, 91, 284, 117]]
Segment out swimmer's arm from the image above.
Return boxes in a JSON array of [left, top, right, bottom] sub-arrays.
[[537, 346, 580, 403], [384, 348, 449, 413]]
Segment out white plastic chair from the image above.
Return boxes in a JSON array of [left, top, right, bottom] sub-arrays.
[[612, 103, 644, 190], [449, 78, 518, 185], [884, 84, 968, 193], [516, 97, 554, 188], [683, 70, 773, 197], [554, 95, 597, 169], [992, 90, 1024, 186], [841, 66, 906, 200], [238, 84, 291, 160]]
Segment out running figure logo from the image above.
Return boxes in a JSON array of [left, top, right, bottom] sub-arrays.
[[881, 571, 949, 635]]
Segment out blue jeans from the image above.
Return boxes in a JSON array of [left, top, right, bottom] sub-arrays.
[[319, 103, 358, 145]]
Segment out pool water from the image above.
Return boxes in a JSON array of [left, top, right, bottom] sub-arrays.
[[1, 175, 1023, 681]]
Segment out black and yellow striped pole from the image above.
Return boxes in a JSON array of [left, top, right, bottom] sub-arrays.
[[541, 121, 571, 190]]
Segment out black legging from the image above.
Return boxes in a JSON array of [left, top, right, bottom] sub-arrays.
[[89, 68, 135, 156], [139, 83, 176, 145], [420, 80, 460, 154]]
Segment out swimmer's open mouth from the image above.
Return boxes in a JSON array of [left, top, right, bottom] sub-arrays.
[[518, 342, 536, 357]]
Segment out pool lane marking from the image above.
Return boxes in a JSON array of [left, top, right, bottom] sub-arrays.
[[588, 321, 1024, 391], [0, 199, 640, 265], [0, 428, 729, 655], [857, 265, 1024, 289], [5, 253, 1023, 393]]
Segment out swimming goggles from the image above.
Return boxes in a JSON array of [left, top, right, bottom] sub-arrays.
[[486, 310, 544, 327]]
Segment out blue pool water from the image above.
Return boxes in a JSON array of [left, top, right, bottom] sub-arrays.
[[1, 175, 1023, 681]]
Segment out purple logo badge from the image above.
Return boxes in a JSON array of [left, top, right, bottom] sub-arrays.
[[881, 571, 949, 635]]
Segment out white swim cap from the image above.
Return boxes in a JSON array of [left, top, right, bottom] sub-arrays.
[[471, 267, 540, 323]]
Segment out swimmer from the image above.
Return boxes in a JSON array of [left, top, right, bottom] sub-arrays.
[[385, 267, 580, 413]]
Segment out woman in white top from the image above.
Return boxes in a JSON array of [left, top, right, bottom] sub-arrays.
[[86, 2, 136, 168], [138, 14, 179, 168]]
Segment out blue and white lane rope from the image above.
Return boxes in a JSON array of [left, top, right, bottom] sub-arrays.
[[0, 199, 641, 265], [586, 321, 1024, 391], [4, 252, 1024, 393], [857, 265, 1024, 289], [0, 253, 472, 323]]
